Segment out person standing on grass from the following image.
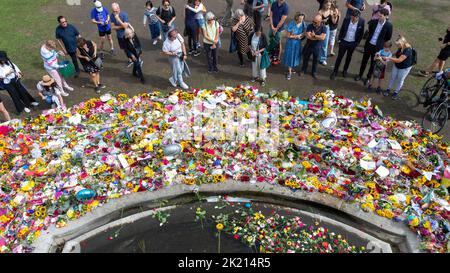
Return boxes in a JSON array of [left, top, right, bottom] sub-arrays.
[[268, 0, 289, 65], [91, 1, 114, 56], [110, 2, 132, 67], [330, 9, 364, 80], [383, 36, 415, 100], [144, 1, 162, 46], [76, 37, 105, 93], [202, 12, 220, 73], [40, 40, 73, 95], [282, 12, 306, 80], [162, 29, 189, 90], [345, 0, 365, 18], [419, 26, 450, 77], [368, 41, 392, 94], [56, 16, 81, 78], [249, 26, 268, 86], [232, 9, 255, 67], [0, 52, 38, 114], [157, 0, 177, 42], [354, 8, 392, 86], [300, 14, 326, 79], [370, 0, 391, 20], [327, 1, 340, 57], [124, 28, 146, 84], [36, 75, 66, 110], [185, 0, 201, 57]]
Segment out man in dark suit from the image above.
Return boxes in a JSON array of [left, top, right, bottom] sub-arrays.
[[330, 9, 364, 80], [355, 8, 393, 85]]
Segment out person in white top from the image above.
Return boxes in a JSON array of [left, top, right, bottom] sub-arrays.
[[0, 51, 38, 114], [162, 29, 189, 89], [40, 40, 73, 95]]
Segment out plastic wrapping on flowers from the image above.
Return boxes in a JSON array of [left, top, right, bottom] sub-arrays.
[[0, 85, 449, 253]]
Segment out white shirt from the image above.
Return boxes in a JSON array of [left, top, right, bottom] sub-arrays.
[[370, 20, 386, 46], [186, 3, 205, 20], [344, 20, 358, 42], [0, 62, 21, 84], [162, 34, 184, 54], [40, 45, 61, 71]]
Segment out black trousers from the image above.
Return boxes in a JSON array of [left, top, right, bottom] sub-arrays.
[[4, 80, 36, 113], [333, 40, 357, 74], [204, 43, 218, 72], [132, 58, 144, 80], [301, 45, 320, 75], [68, 51, 80, 73], [186, 23, 198, 51], [238, 51, 253, 65], [358, 43, 377, 79]]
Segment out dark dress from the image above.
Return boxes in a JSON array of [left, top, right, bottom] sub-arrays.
[[77, 41, 100, 74]]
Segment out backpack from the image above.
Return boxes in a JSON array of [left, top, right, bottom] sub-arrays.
[[411, 48, 417, 65]]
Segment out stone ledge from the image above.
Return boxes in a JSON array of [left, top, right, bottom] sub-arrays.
[[32, 181, 422, 253]]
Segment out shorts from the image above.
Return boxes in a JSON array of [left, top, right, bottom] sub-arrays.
[[437, 48, 449, 61], [117, 37, 126, 49], [196, 18, 205, 28], [99, 29, 112, 37]]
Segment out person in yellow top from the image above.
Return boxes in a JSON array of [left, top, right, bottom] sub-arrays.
[[202, 12, 220, 73]]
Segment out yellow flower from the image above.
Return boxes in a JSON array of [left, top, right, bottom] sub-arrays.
[[216, 223, 224, 231], [301, 161, 311, 169]]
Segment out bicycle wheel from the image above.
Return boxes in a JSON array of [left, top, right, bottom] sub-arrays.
[[420, 76, 444, 104], [422, 102, 448, 134]]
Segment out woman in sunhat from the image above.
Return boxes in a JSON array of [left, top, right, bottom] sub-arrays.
[[36, 75, 66, 110]]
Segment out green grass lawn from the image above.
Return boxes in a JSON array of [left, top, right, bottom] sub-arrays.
[[0, 0, 59, 81], [390, 0, 449, 87]]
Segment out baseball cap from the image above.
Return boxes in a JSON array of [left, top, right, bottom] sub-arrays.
[[94, 1, 103, 12]]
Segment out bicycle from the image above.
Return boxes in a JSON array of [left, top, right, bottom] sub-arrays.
[[419, 69, 448, 106], [421, 69, 450, 134]]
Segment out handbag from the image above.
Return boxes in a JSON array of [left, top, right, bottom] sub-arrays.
[[229, 31, 238, 53], [260, 50, 270, 70]]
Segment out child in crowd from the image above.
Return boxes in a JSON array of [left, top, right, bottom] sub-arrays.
[[36, 75, 66, 110], [143, 1, 162, 45], [369, 41, 393, 93]]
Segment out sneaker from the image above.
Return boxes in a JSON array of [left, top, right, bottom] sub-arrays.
[[98, 83, 106, 89], [31, 102, 39, 107], [363, 78, 369, 86], [261, 81, 266, 87], [193, 51, 201, 57], [158, 35, 162, 41], [65, 86, 74, 92], [251, 77, 257, 83], [392, 93, 400, 100], [354, 75, 362, 81], [126, 61, 133, 68], [95, 87, 101, 94], [207, 70, 213, 74], [153, 40, 158, 45], [376, 87, 382, 94], [319, 61, 327, 66], [287, 73, 292, 80], [188, 49, 194, 55], [180, 82, 189, 90], [24, 107, 31, 113], [383, 89, 391, 97], [61, 91, 70, 97], [169, 77, 177, 87], [330, 52, 336, 56]]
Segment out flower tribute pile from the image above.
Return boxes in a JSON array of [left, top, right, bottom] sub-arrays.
[[0, 85, 449, 253]]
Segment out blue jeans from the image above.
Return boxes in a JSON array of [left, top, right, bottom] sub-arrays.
[[320, 25, 330, 62], [387, 66, 412, 94], [169, 56, 184, 84], [148, 22, 161, 40]]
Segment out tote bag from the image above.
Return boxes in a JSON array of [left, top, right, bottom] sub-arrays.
[[229, 31, 238, 53]]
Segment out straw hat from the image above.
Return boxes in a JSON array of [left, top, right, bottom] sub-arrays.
[[42, 75, 55, 86]]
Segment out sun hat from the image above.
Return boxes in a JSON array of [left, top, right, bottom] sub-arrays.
[[42, 75, 55, 86]]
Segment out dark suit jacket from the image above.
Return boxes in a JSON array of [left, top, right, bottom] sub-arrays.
[[338, 17, 365, 45], [365, 19, 393, 50]]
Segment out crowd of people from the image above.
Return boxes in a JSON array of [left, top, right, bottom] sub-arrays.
[[0, 0, 449, 122]]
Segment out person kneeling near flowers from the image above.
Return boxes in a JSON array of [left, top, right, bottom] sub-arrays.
[[36, 75, 67, 110]]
